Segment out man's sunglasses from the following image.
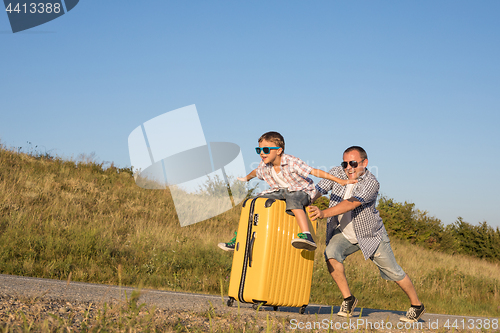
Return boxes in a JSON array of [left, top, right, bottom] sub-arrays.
[[255, 147, 280, 154], [341, 160, 364, 169]]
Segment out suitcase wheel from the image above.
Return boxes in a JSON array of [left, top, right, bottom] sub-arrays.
[[299, 305, 307, 314], [227, 297, 235, 307], [252, 302, 265, 310], [273, 306, 278, 311]]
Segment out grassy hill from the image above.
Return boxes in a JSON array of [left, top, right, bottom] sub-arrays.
[[1, 146, 499, 318]]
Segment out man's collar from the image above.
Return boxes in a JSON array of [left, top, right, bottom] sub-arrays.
[[357, 168, 368, 180]]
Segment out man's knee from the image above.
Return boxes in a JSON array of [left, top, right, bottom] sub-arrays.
[[327, 258, 343, 273]]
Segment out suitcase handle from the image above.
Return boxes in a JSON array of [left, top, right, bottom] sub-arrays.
[[248, 231, 256, 267]]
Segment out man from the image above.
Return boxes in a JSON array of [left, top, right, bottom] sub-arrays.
[[308, 146, 425, 323]]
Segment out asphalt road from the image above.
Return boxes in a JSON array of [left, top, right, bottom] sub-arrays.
[[0, 274, 498, 332]]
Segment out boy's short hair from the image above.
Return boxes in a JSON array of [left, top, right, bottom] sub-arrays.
[[344, 146, 368, 160], [258, 131, 285, 152]]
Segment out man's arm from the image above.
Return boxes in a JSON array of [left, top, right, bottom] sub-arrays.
[[308, 198, 362, 220]]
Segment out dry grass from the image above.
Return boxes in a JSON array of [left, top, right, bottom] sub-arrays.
[[0, 146, 238, 293]]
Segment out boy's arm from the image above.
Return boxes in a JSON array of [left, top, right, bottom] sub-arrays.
[[237, 169, 257, 182], [310, 168, 357, 186]]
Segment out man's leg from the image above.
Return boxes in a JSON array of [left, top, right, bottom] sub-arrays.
[[395, 274, 421, 306], [369, 232, 425, 322], [396, 274, 425, 322], [326, 258, 352, 298], [370, 234, 422, 306], [324, 230, 360, 317]]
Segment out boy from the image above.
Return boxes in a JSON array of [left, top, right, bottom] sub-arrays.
[[218, 131, 356, 252]]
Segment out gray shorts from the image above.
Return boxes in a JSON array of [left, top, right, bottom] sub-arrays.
[[324, 228, 406, 281], [258, 189, 310, 216]]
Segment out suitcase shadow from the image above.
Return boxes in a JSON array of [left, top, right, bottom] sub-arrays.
[[261, 305, 406, 317]]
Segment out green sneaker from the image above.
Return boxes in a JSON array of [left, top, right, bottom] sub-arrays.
[[291, 232, 317, 251], [218, 231, 237, 251]]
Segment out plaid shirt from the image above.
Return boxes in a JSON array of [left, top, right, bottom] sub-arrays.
[[255, 154, 317, 200], [316, 166, 386, 260]]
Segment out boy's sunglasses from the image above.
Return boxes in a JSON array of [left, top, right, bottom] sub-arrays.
[[255, 147, 280, 154], [341, 160, 364, 169]]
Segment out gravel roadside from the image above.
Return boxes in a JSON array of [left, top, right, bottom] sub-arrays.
[[0, 274, 494, 332]]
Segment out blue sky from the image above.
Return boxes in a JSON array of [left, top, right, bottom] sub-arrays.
[[1, 1, 499, 228]]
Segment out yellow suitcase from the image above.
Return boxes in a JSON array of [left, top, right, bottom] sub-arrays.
[[227, 197, 316, 313]]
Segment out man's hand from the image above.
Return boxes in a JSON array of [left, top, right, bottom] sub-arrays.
[[307, 205, 324, 221], [237, 177, 247, 182]]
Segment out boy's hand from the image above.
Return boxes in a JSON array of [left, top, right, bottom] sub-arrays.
[[237, 177, 247, 182], [307, 206, 324, 221]]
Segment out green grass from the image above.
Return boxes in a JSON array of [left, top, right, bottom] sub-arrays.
[[1, 145, 499, 320]]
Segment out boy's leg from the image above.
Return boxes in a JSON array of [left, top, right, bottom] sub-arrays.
[[290, 209, 317, 251], [257, 190, 286, 201], [218, 231, 238, 251], [292, 208, 310, 233], [284, 190, 316, 251]]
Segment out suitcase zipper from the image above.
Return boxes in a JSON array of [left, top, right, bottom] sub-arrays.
[[237, 197, 258, 303], [248, 232, 256, 267]]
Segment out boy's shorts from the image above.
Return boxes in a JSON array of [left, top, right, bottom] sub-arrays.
[[258, 189, 310, 216], [324, 228, 406, 281]]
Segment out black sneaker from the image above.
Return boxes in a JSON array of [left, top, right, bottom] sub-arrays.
[[291, 233, 317, 251], [218, 232, 237, 251], [337, 296, 358, 317], [400, 304, 425, 322]]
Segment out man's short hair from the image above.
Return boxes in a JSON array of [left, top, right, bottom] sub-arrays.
[[344, 146, 367, 160], [258, 131, 285, 152]]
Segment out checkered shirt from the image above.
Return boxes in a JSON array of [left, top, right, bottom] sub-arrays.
[[315, 166, 386, 260], [255, 153, 317, 200]]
